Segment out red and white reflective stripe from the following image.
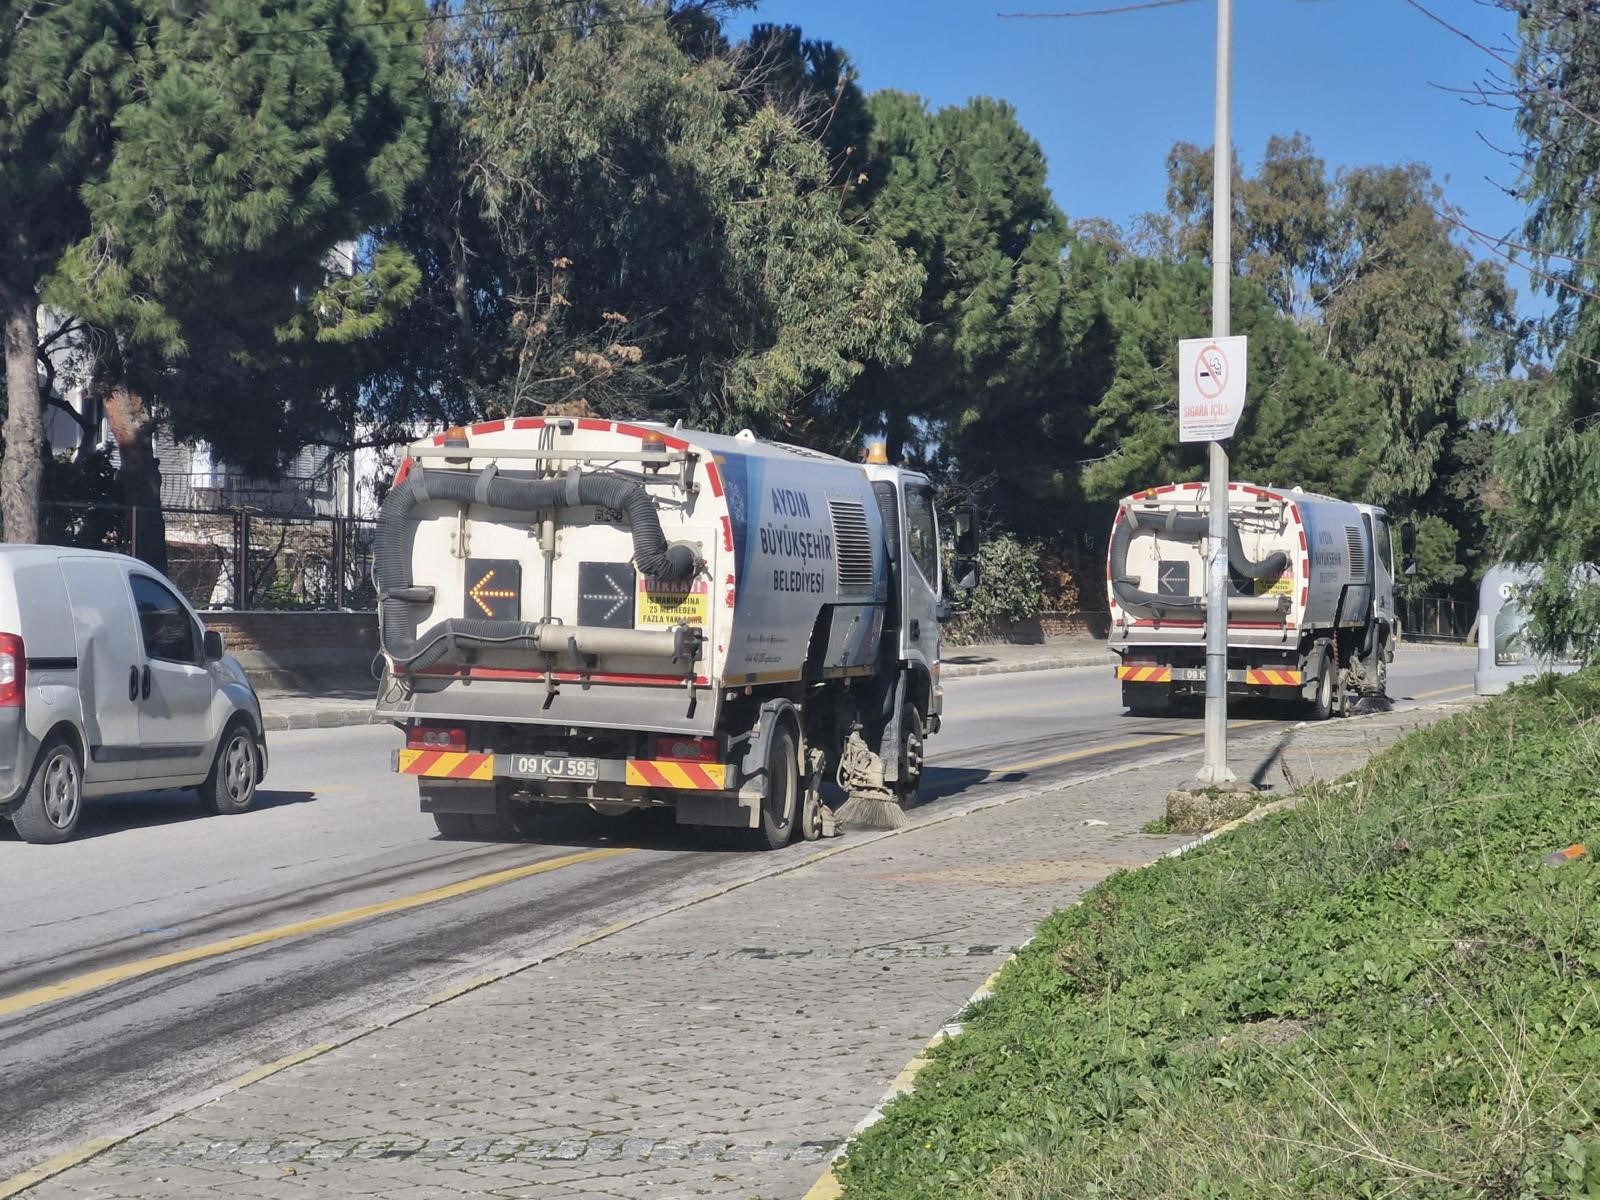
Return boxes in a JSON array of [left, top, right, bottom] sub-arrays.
[[1244, 668, 1303, 687], [625, 760, 727, 789], [1117, 664, 1172, 683]]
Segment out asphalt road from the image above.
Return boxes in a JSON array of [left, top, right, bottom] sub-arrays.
[[0, 647, 1476, 1179]]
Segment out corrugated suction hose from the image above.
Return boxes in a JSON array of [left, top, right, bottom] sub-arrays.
[[1109, 505, 1290, 618], [376, 466, 699, 672]]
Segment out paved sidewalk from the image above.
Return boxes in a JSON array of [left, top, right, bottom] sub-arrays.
[[939, 638, 1113, 677], [22, 701, 1468, 1200]]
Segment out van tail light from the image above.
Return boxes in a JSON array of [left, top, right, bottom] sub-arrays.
[[0, 634, 23, 708], [654, 734, 717, 763], [407, 723, 467, 752]]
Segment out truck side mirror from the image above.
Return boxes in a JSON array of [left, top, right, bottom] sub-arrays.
[[203, 629, 225, 661], [951, 505, 980, 594], [1400, 520, 1419, 577]]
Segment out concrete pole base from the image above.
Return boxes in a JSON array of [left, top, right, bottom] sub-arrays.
[[1189, 762, 1246, 789]]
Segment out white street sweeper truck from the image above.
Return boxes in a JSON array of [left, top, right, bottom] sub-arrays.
[[1106, 481, 1401, 718], [372, 418, 975, 846]]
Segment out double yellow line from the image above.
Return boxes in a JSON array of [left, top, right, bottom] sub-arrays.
[[0, 847, 629, 1019]]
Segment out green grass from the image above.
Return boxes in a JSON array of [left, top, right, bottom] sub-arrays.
[[837, 671, 1600, 1200]]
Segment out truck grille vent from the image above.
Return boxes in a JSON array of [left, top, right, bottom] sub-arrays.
[[830, 500, 875, 594], [1346, 526, 1367, 579]]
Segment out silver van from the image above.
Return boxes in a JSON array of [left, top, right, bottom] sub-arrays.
[[0, 547, 267, 843]]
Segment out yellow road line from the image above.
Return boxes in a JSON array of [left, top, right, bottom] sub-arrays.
[[992, 719, 1272, 775], [1412, 683, 1474, 700], [222, 1043, 338, 1091], [0, 847, 631, 1020], [0, 1138, 123, 1200]]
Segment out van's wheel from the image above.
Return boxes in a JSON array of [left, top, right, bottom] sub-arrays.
[[895, 702, 924, 803], [203, 721, 260, 815], [432, 812, 477, 839], [748, 723, 799, 851], [13, 739, 84, 844]]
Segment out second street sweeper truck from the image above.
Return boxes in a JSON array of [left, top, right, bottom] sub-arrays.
[[372, 418, 975, 846], [1106, 481, 1403, 718]]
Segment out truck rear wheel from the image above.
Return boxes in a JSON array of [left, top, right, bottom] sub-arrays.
[[473, 788, 547, 841], [1122, 683, 1171, 717], [1308, 651, 1335, 721], [748, 724, 799, 851], [432, 812, 477, 839]]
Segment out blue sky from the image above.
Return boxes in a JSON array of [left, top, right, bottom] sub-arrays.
[[731, 0, 1533, 308]]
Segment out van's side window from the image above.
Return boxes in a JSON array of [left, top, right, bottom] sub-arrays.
[[131, 575, 201, 665]]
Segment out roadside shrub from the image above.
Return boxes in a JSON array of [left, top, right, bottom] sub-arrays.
[[946, 534, 1044, 644]]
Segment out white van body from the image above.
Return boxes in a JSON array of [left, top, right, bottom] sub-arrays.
[[0, 547, 267, 843]]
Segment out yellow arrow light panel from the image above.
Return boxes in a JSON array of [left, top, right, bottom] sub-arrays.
[[465, 559, 522, 620]]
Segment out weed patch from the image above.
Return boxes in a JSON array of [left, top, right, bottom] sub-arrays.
[[836, 672, 1600, 1199]]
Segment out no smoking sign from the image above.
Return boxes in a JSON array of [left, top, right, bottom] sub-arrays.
[[1178, 335, 1247, 443]]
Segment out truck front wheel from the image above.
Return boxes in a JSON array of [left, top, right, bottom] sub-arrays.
[[748, 724, 799, 851], [895, 702, 924, 803]]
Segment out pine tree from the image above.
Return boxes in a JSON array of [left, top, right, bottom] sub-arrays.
[[1082, 258, 1383, 504], [0, 0, 138, 542], [363, 1, 920, 449], [21, 0, 429, 564]]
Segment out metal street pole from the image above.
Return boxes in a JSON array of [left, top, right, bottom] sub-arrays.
[[1199, 0, 1235, 785]]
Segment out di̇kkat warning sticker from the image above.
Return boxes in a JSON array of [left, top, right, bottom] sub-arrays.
[[1255, 573, 1293, 597], [637, 577, 710, 627]]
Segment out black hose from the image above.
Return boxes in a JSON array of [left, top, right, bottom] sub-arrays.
[[1108, 505, 1291, 616], [376, 465, 698, 672]]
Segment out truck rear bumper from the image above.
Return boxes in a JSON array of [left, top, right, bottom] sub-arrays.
[[400, 751, 757, 829], [394, 749, 729, 790], [1116, 664, 1302, 686]]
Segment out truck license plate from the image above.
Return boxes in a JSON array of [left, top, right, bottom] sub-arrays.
[[506, 755, 600, 780]]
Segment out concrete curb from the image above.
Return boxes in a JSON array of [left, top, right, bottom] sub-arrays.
[[260, 706, 376, 732], [940, 652, 1115, 678]]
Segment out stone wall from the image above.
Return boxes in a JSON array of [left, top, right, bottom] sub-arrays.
[[201, 610, 378, 694], [195, 608, 1110, 693]]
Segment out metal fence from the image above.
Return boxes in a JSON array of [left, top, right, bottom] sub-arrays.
[[42, 500, 377, 612], [1400, 594, 1477, 643]]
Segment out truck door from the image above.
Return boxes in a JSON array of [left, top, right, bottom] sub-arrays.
[[1369, 512, 1397, 626], [900, 479, 942, 672], [127, 572, 217, 781], [58, 557, 144, 782]]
